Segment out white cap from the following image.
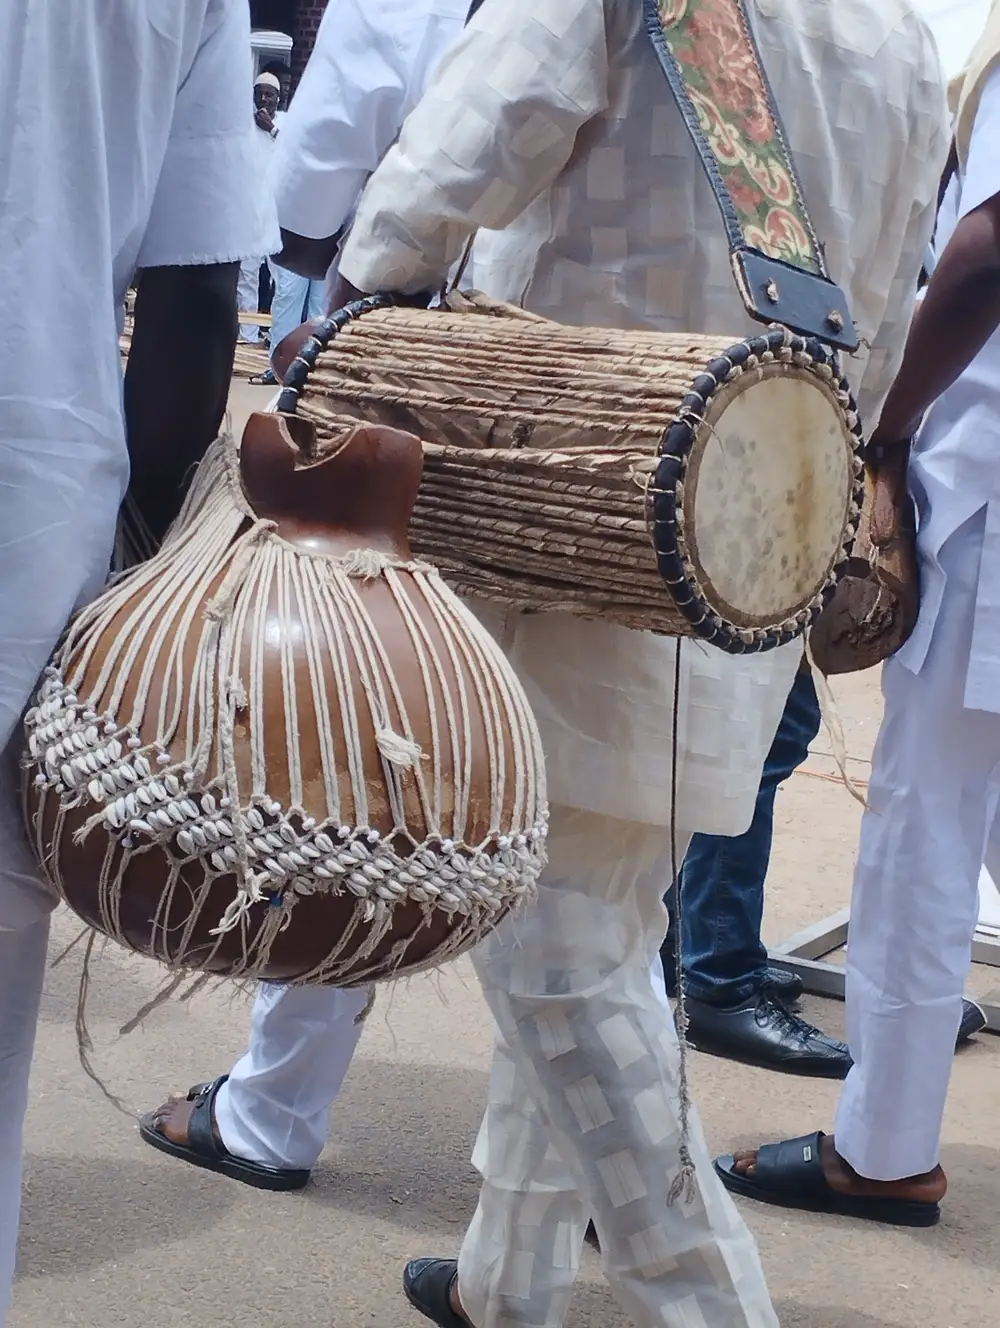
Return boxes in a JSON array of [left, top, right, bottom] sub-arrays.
[[254, 72, 281, 90]]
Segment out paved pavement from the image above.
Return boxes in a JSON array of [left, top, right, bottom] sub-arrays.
[[11, 380, 1000, 1328]]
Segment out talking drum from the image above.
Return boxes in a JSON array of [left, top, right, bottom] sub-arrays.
[[21, 416, 548, 985], [276, 295, 866, 653]]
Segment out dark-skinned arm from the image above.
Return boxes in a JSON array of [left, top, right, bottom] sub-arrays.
[[123, 261, 239, 547], [271, 226, 345, 283], [866, 191, 1000, 546], [872, 193, 1000, 447]]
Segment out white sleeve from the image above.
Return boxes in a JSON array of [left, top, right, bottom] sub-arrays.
[[270, 0, 415, 242], [855, 51, 950, 429], [339, 0, 608, 294], [959, 65, 1000, 219], [137, 0, 279, 268]]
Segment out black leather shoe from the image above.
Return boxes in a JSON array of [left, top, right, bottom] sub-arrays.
[[402, 1259, 469, 1328], [959, 998, 987, 1044], [684, 990, 852, 1079]]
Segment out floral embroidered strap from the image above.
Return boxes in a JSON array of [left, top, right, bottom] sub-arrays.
[[644, 0, 858, 352]]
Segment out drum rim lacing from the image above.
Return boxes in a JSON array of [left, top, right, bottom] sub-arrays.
[[650, 325, 865, 654]]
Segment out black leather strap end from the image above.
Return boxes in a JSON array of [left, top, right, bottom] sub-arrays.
[[187, 1076, 228, 1159], [732, 250, 858, 351]]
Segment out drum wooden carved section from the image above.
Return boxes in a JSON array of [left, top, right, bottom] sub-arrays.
[[276, 294, 866, 654], [22, 416, 548, 985]]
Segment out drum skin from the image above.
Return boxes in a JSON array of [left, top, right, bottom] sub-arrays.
[[22, 415, 547, 985]]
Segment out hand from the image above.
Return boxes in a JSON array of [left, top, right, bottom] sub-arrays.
[[865, 435, 913, 551], [255, 107, 275, 134]]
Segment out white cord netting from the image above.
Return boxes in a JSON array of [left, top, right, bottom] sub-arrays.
[[23, 433, 548, 987]]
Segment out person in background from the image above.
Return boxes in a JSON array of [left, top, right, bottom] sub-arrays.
[[719, 1, 1000, 1227], [261, 58, 291, 110], [662, 668, 848, 1074], [0, 2, 276, 1323], [238, 71, 284, 360], [240, 68, 329, 388], [663, 664, 985, 1077]]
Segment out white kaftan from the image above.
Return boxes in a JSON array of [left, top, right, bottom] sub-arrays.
[[835, 66, 1000, 1182], [270, 0, 472, 244], [342, 0, 948, 834], [0, 1, 276, 1320], [239, 110, 287, 343], [899, 64, 1000, 713], [331, 1, 948, 1324]]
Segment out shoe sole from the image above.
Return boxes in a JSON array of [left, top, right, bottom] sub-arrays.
[[715, 1154, 941, 1227], [138, 1116, 310, 1191], [685, 1034, 851, 1080]]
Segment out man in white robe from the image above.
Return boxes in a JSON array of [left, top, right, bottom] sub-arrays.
[[333, 3, 945, 1324], [143, 1, 945, 1323], [722, 1, 1000, 1228], [0, 2, 276, 1322], [142, 0, 818, 1183], [238, 71, 287, 357]]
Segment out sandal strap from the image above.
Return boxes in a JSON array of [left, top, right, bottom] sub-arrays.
[[187, 1075, 230, 1160], [185, 1074, 228, 1103], [753, 1131, 830, 1196]]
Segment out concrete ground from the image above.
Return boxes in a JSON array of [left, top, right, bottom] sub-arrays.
[[10, 379, 1000, 1328]]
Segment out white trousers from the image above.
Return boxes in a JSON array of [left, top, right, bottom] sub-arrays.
[[458, 806, 775, 1328], [0, 918, 50, 1327], [237, 257, 273, 344], [208, 944, 674, 1175], [836, 510, 1000, 1181], [205, 807, 773, 1327], [213, 981, 370, 1169]]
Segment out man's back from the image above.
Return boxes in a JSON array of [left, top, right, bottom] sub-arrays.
[[475, 0, 947, 424], [349, 0, 946, 426], [337, 0, 948, 833]]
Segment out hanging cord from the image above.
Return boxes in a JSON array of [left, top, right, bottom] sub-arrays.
[[666, 638, 697, 1205], [804, 632, 868, 808]]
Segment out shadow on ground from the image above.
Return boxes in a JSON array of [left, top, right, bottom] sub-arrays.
[[18, 1151, 239, 1281]]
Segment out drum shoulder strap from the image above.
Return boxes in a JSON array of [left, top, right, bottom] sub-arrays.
[[643, 0, 858, 352]]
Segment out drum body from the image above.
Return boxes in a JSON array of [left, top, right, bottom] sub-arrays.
[[22, 417, 547, 985], [281, 296, 865, 653], [808, 473, 919, 675]]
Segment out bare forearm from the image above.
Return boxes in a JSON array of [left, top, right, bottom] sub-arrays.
[[272, 227, 342, 282], [124, 262, 238, 544], [874, 207, 1000, 444]]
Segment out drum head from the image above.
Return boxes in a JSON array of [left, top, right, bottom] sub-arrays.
[[683, 365, 854, 628]]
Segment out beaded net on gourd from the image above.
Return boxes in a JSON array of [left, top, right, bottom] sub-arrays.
[[22, 432, 548, 986]]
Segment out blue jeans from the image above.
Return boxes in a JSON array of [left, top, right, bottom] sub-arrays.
[[269, 265, 326, 363], [662, 669, 821, 1005]]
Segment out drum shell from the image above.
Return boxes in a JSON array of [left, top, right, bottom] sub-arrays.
[[287, 300, 864, 653], [22, 418, 547, 985]]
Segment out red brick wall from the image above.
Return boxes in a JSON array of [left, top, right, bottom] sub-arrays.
[[290, 1, 329, 91]]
